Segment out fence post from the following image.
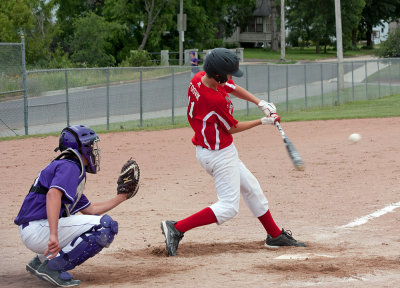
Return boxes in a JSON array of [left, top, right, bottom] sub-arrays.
[[235, 48, 244, 62], [171, 67, 175, 124], [336, 62, 340, 105], [106, 68, 110, 130], [351, 62, 354, 102], [389, 59, 392, 95], [267, 65, 270, 102], [320, 63, 324, 107], [65, 70, 70, 126], [245, 65, 249, 116], [21, 35, 28, 135], [365, 60, 368, 99], [161, 50, 169, 66], [140, 69, 143, 127], [377, 61, 381, 99], [286, 64, 289, 112], [304, 64, 307, 110]]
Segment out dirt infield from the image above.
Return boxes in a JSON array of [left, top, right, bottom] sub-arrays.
[[1, 117, 400, 288]]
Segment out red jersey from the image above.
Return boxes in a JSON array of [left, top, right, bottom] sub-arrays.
[[187, 71, 238, 150]]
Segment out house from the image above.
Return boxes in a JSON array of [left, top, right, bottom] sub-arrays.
[[224, 0, 277, 48], [372, 22, 389, 44]]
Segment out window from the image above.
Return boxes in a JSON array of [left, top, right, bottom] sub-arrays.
[[245, 17, 264, 33], [247, 17, 256, 32], [256, 17, 263, 32]]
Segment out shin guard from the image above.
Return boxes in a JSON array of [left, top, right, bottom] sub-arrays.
[[48, 214, 118, 271]]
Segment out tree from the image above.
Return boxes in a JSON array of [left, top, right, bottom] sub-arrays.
[[286, 0, 365, 53], [173, 0, 220, 51], [360, 0, 400, 48], [339, 0, 364, 50], [196, 0, 256, 41], [139, 0, 171, 50], [0, 0, 58, 66], [53, 0, 102, 41], [69, 12, 124, 67], [0, 0, 34, 42], [102, 0, 142, 63]]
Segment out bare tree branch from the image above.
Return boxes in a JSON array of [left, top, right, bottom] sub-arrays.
[[138, 0, 165, 50]]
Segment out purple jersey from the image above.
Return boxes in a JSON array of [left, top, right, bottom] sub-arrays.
[[14, 158, 90, 225]]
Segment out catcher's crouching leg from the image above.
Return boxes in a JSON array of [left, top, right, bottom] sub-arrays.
[[48, 214, 118, 271]]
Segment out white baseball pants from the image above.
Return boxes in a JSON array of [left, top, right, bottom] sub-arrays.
[[196, 143, 269, 224], [18, 214, 101, 262]]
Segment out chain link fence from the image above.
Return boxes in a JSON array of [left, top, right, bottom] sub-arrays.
[[1, 56, 399, 137], [0, 37, 27, 136]]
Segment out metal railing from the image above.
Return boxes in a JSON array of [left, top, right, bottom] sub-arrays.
[[1, 58, 399, 137]]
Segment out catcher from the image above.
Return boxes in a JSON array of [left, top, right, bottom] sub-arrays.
[[14, 124, 140, 287]]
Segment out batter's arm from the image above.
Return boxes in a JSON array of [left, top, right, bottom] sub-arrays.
[[228, 119, 262, 134], [229, 85, 260, 105]]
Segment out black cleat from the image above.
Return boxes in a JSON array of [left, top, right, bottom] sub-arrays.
[[26, 255, 41, 276], [160, 220, 184, 256], [36, 260, 81, 287], [265, 229, 307, 248]]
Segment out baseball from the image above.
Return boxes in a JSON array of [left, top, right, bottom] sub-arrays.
[[348, 133, 361, 143]]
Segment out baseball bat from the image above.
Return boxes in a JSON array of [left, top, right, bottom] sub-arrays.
[[275, 122, 304, 171]]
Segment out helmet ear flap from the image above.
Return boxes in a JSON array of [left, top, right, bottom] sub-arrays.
[[58, 128, 81, 152], [214, 74, 227, 84]]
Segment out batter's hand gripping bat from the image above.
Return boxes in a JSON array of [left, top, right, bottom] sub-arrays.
[[275, 122, 304, 171]]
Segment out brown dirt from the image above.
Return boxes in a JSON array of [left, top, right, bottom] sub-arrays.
[[1, 117, 400, 288]]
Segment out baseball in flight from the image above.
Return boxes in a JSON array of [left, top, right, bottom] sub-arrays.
[[348, 133, 361, 142]]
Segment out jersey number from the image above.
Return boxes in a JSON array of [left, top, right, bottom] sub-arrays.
[[188, 101, 195, 118]]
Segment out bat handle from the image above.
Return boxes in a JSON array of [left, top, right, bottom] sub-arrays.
[[275, 122, 285, 137]]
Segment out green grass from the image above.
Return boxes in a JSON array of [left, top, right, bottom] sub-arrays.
[[24, 66, 190, 97], [280, 94, 400, 121], [244, 47, 376, 62], [2, 94, 399, 141], [235, 94, 400, 123]]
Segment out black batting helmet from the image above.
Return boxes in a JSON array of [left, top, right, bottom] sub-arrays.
[[203, 48, 243, 83]]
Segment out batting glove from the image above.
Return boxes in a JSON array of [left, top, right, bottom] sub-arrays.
[[261, 113, 280, 125], [258, 100, 276, 117]]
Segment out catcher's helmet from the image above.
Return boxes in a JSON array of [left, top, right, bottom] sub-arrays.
[[58, 125, 100, 174], [203, 48, 243, 83]]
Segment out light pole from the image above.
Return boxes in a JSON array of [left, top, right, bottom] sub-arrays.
[[179, 0, 183, 66], [280, 0, 285, 61], [335, 0, 344, 90]]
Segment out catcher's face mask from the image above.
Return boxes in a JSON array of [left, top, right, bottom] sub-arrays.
[[82, 137, 100, 174], [58, 125, 101, 174]]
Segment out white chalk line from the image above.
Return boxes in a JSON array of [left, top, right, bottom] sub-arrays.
[[338, 201, 400, 229], [275, 253, 335, 260]]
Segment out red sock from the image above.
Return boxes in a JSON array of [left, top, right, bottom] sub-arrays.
[[174, 207, 217, 233], [258, 210, 282, 238]]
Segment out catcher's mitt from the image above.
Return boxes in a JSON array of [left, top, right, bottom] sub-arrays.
[[117, 158, 140, 199]]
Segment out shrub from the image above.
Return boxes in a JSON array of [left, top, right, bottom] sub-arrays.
[[375, 29, 400, 58], [120, 50, 153, 67]]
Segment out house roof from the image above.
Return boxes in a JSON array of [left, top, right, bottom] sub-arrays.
[[253, 0, 271, 16]]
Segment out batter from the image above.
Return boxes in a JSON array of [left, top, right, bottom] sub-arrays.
[[161, 48, 306, 256]]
